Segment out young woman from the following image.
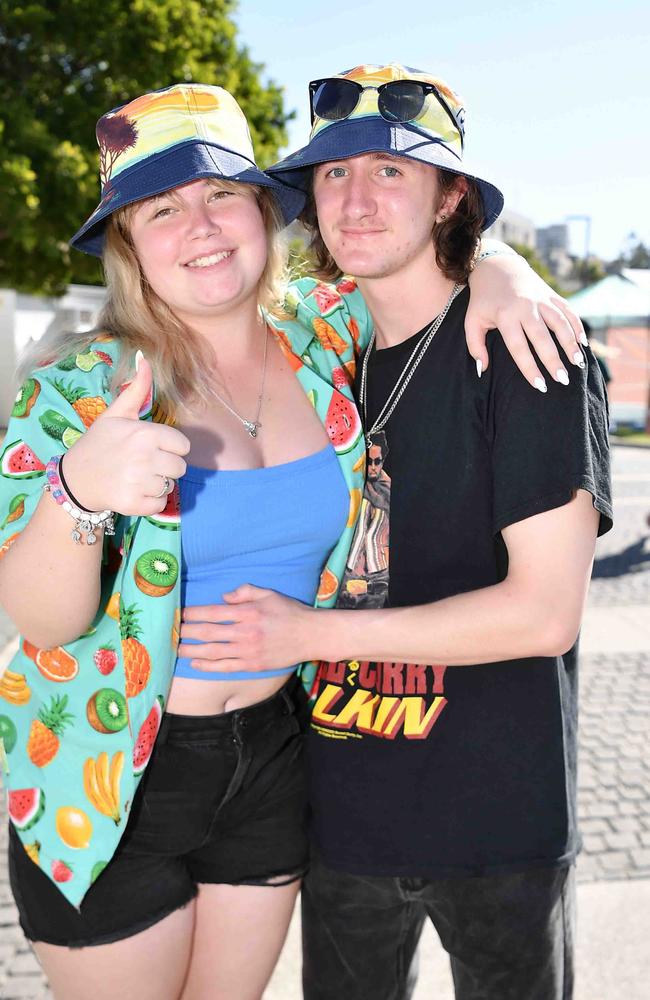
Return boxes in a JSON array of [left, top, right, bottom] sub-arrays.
[[0, 80, 585, 1000]]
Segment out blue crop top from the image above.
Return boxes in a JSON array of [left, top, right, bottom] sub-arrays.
[[174, 444, 349, 681]]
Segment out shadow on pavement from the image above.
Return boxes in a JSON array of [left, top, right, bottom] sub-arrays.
[[592, 536, 650, 578]]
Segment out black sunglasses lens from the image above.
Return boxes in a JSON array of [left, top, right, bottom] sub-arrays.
[[379, 81, 427, 123], [312, 80, 360, 121]]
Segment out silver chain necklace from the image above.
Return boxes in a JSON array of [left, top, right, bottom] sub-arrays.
[[211, 323, 269, 438], [359, 283, 462, 447]]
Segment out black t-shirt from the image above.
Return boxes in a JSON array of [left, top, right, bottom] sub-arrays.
[[307, 286, 612, 878]]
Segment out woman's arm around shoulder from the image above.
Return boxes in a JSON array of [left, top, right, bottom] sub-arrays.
[[466, 239, 589, 389]]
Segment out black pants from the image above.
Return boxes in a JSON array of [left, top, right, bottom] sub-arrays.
[[302, 855, 575, 1000]]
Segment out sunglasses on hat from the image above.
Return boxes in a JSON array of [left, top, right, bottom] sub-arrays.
[[308, 77, 465, 148]]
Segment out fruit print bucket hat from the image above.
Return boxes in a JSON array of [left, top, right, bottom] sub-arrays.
[[268, 63, 504, 231], [70, 83, 306, 256]]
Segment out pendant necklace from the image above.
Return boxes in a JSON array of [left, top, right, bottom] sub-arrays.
[[359, 283, 462, 448], [211, 322, 269, 438]]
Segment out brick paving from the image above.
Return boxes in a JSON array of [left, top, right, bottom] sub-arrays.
[[589, 444, 650, 607], [577, 651, 650, 883], [0, 442, 648, 998]]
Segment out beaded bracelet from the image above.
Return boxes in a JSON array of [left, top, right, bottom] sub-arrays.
[[44, 455, 115, 545], [470, 245, 519, 271]]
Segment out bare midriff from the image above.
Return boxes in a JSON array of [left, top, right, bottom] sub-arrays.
[[165, 671, 294, 715]]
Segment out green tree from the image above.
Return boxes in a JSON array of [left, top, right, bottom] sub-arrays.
[[0, 0, 293, 295], [508, 242, 566, 296], [625, 241, 650, 269], [571, 257, 606, 288]]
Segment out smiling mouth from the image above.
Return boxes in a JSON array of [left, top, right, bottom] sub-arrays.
[[185, 250, 234, 268], [340, 229, 385, 237]]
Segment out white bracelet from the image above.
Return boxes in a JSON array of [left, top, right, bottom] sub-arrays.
[[44, 455, 115, 545]]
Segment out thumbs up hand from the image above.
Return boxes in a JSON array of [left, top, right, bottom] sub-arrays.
[[105, 349, 156, 421], [61, 352, 190, 516]]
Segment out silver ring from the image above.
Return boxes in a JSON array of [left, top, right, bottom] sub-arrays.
[[154, 476, 172, 499]]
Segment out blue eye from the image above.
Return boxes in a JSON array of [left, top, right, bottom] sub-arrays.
[[380, 166, 400, 177]]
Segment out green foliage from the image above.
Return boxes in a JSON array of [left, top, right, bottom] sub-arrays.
[[606, 240, 650, 275], [571, 257, 606, 289], [0, 0, 293, 295], [508, 242, 567, 296], [624, 241, 650, 269], [287, 236, 315, 280]]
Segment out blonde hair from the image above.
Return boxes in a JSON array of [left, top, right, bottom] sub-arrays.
[[18, 182, 289, 413]]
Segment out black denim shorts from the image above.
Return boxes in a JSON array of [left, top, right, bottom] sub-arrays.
[[9, 675, 309, 948]]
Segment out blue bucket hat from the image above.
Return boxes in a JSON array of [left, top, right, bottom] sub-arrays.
[[70, 84, 306, 256], [268, 63, 503, 230]]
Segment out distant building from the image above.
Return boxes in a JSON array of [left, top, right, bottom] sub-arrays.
[[535, 224, 569, 257], [536, 224, 574, 281], [486, 209, 535, 249]]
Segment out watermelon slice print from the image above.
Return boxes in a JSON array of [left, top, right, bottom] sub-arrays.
[[308, 283, 344, 317], [324, 394, 362, 454], [133, 696, 164, 775], [145, 485, 180, 530], [0, 440, 46, 480], [8, 787, 46, 830]]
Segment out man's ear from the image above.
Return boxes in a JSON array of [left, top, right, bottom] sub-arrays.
[[443, 176, 468, 216]]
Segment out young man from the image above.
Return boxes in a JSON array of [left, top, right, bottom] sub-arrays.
[[182, 64, 612, 999]]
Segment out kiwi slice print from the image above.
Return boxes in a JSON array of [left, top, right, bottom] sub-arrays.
[[87, 688, 128, 734], [134, 549, 179, 598]]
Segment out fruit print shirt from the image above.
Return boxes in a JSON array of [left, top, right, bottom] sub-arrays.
[[0, 276, 371, 906]]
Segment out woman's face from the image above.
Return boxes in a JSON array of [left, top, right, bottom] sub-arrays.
[[128, 178, 268, 327]]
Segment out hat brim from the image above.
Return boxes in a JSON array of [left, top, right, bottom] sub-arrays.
[[268, 118, 504, 231], [70, 140, 306, 257]]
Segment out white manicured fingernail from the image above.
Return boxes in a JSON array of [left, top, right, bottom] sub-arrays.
[[135, 349, 144, 372], [476, 359, 483, 378], [572, 350, 585, 368], [556, 368, 570, 385], [534, 377, 547, 393], [580, 331, 589, 346]]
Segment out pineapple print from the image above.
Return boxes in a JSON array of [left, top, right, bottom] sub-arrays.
[[27, 695, 74, 767], [49, 377, 107, 428], [120, 601, 151, 698]]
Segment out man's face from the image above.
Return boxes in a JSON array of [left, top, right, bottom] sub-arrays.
[[367, 444, 384, 480], [312, 152, 441, 282]]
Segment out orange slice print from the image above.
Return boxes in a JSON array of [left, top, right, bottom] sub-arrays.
[[317, 568, 339, 602], [36, 647, 80, 683]]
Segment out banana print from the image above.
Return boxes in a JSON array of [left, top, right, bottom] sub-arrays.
[[83, 751, 124, 825], [0, 669, 31, 705]]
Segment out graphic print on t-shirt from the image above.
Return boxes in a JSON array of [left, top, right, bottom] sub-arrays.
[[338, 431, 391, 609], [312, 430, 448, 742]]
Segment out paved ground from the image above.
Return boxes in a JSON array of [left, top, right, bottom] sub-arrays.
[[1, 442, 649, 999]]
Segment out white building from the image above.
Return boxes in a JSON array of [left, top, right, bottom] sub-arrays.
[[486, 209, 536, 250]]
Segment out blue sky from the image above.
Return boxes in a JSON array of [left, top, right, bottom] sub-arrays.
[[235, 0, 649, 261]]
